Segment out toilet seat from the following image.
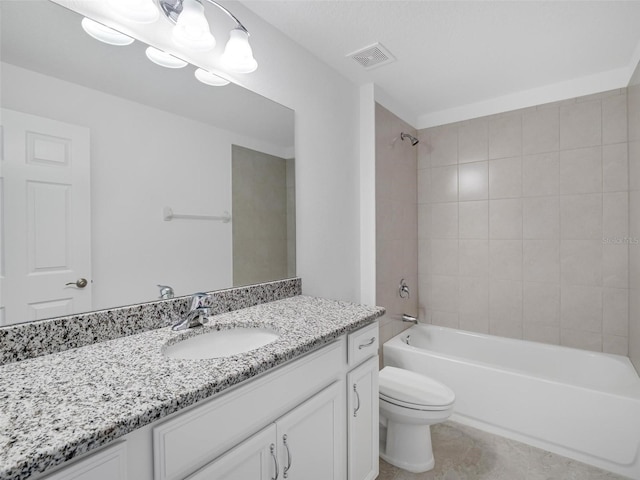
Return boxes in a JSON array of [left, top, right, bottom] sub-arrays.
[[379, 366, 455, 410]]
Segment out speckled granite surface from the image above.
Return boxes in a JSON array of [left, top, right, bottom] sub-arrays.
[[0, 278, 301, 365], [0, 295, 384, 480]]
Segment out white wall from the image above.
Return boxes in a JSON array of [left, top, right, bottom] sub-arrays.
[[1, 62, 289, 309], [218, 2, 363, 303]]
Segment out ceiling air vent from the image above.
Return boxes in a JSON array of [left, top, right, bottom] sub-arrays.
[[347, 42, 396, 70]]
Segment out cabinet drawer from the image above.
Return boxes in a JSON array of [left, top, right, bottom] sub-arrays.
[[153, 339, 344, 480], [347, 321, 378, 367]]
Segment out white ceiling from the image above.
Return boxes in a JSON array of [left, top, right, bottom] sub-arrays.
[[241, 0, 640, 127]]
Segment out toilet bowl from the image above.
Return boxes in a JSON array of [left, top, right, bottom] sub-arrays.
[[379, 366, 455, 473]]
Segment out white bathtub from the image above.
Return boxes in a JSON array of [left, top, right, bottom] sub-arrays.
[[383, 324, 640, 478]]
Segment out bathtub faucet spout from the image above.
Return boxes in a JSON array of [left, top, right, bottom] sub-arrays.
[[402, 313, 418, 323]]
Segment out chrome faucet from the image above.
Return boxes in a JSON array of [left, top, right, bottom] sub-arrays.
[[172, 293, 212, 331], [402, 313, 418, 323]]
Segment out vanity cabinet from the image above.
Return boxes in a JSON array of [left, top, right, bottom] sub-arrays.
[[346, 322, 379, 480], [35, 321, 380, 480], [189, 382, 344, 480]]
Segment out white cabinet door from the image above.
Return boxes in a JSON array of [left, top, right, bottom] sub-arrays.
[[347, 357, 379, 480], [43, 442, 126, 480], [276, 381, 345, 480], [1, 109, 91, 325], [187, 425, 277, 480]]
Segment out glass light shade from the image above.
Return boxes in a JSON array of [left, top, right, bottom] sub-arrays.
[[107, 0, 159, 24], [145, 47, 188, 69], [172, 0, 216, 51], [81, 18, 134, 46], [221, 28, 258, 73], [194, 69, 230, 86]]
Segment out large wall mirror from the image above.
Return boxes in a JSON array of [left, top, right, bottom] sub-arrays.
[[0, 1, 295, 325]]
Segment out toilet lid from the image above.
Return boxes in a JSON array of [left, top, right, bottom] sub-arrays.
[[379, 366, 455, 408]]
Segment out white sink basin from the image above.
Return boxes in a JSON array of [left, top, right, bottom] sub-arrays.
[[165, 327, 280, 360]]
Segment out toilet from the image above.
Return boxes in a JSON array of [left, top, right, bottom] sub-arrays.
[[379, 366, 455, 473]]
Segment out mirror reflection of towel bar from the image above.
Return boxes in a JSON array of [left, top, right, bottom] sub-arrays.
[[163, 207, 231, 223]]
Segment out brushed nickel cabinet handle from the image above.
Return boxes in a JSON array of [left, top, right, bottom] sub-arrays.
[[270, 444, 279, 480], [353, 383, 361, 417], [283, 434, 292, 478], [358, 337, 375, 349]]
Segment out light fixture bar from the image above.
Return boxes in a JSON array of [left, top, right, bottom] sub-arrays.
[[158, 0, 248, 33]]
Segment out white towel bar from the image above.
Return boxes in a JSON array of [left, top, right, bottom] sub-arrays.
[[163, 207, 231, 223]]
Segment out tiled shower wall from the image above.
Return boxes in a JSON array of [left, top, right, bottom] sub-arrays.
[[417, 90, 629, 353], [376, 103, 418, 347], [629, 62, 640, 371]]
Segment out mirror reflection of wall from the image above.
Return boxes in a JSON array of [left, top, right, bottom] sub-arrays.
[[0, 1, 295, 326], [232, 146, 296, 286]]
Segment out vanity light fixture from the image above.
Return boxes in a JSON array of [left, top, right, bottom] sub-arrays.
[[158, 0, 258, 72], [194, 68, 230, 86], [145, 46, 188, 68], [79, 0, 257, 86], [81, 17, 135, 46], [107, 0, 160, 24]]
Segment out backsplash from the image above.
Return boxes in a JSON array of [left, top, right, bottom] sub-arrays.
[[0, 278, 302, 365]]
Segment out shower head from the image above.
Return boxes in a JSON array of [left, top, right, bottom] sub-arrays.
[[401, 132, 419, 146]]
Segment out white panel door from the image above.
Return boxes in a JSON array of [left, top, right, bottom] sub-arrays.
[[187, 425, 277, 480], [347, 357, 379, 480], [1, 109, 91, 324], [276, 381, 345, 480]]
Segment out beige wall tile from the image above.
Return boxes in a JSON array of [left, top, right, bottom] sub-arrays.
[[430, 125, 458, 167], [560, 194, 602, 239], [602, 94, 628, 145], [459, 201, 489, 239], [458, 276, 489, 318], [458, 118, 488, 163], [523, 239, 560, 282], [560, 101, 601, 149], [431, 165, 458, 203], [523, 282, 560, 326], [430, 203, 457, 239], [459, 161, 489, 201], [560, 240, 603, 286], [603, 143, 629, 192], [522, 106, 559, 155], [431, 239, 459, 276], [561, 328, 602, 352], [490, 239, 523, 280], [489, 199, 523, 239], [559, 146, 602, 195], [417, 167, 431, 204], [522, 152, 559, 197], [489, 279, 523, 332], [603, 288, 629, 336], [603, 243, 629, 289], [416, 87, 630, 355], [561, 285, 603, 333], [523, 324, 560, 345], [523, 196, 560, 239], [459, 239, 489, 277], [489, 113, 522, 159], [432, 310, 459, 328], [489, 157, 522, 199], [430, 275, 458, 312], [603, 334, 629, 355]]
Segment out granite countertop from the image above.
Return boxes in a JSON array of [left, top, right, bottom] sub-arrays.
[[0, 295, 384, 480]]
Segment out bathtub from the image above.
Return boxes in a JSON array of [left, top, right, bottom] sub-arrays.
[[383, 324, 640, 478]]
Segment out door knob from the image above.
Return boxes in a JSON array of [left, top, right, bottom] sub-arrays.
[[65, 278, 88, 289]]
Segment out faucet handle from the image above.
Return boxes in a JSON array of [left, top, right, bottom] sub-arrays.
[[190, 292, 210, 310]]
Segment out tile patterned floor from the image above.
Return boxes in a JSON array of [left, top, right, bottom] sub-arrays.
[[377, 421, 629, 480]]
